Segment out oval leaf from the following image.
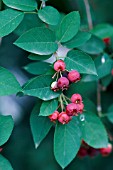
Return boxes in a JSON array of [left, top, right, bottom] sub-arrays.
[[0, 9, 24, 37], [54, 118, 81, 169], [38, 6, 60, 25], [14, 27, 58, 55], [23, 75, 60, 100], [65, 50, 97, 75], [3, 0, 37, 11], [30, 101, 53, 148], [0, 67, 22, 96], [39, 99, 58, 116], [24, 62, 51, 75], [57, 11, 80, 43], [79, 112, 108, 148], [0, 155, 13, 170], [63, 31, 91, 48], [0, 115, 14, 146]]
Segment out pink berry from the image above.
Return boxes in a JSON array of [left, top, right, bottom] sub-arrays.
[[58, 112, 71, 124], [57, 77, 69, 90], [78, 103, 84, 113], [100, 143, 112, 156], [68, 70, 80, 82], [0, 148, 3, 152], [66, 103, 79, 116], [51, 81, 59, 92], [71, 94, 82, 104], [78, 147, 88, 158], [49, 111, 59, 122], [54, 60, 66, 72]]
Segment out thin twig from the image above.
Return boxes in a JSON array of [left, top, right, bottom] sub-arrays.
[[83, 0, 93, 30], [97, 80, 102, 117]]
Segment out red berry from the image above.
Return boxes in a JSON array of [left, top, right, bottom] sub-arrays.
[[111, 69, 113, 76], [78, 147, 88, 158], [54, 60, 66, 72], [100, 143, 112, 156], [58, 112, 71, 124], [0, 148, 3, 152], [103, 37, 110, 45], [68, 70, 80, 83], [51, 81, 59, 92], [71, 94, 82, 104], [66, 103, 79, 116], [88, 147, 99, 157], [78, 103, 84, 113], [57, 77, 69, 90], [49, 111, 59, 122]]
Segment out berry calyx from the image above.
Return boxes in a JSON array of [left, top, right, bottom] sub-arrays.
[[100, 143, 112, 156], [57, 77, 69, 90], [49, 111, 59, 122], [51, 81, 59, 92], [78, 103, 84, 113], [71, 94, 82, 104], [66, 103, 79, 116], [54, 60, 66, 72], [68, 70, 80, 83], [58, 112, 71, 124]]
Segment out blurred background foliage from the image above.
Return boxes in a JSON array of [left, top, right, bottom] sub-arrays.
[[1, 0, 113, 169]]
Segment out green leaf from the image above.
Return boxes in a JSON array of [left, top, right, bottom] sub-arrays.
[[83, 98, 97, 113], [0, 155, 13, 170], [39, 99, 58, 116], [24, 62, 51, 75], [30, 101, 53, 148], [63, 31, 91, 48], [78, 35, 105, 55], [91, 23, 113, 38], [107, 104, 113, 123], [0, 67, 22, 96], [38, 6, 60, 25], [28, 54, 51, 61], [57, 11, 80, 43], [65, 50, 97, 75], [79, 112, 108, 148], [0, 115, 14, 146], [54, 118, 81, 169], [0, 9, 24, 37], [14, 27, 58, 55], [81, 75, 98, 82], [3, 0, 37, 11], [101, 74, 112, 87], [23, 75, 60, 100]]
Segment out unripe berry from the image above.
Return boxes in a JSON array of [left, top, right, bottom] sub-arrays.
[[78, 147, 88, 158], [66, 103, 79, 116], [68, 70, 80, 82], [54, 60, 66, 72], [100, 143, 112, 156], [49, 111, 59, 122], [71, 94, 82, 104], [58, 112, 71, 124], [78, 103, 84, 113], [51, 81, 59, 92], [57, 77, 69, 90]]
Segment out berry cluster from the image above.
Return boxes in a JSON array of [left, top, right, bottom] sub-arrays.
[[78, 141, 112, 158], [49, 60, 84, 125], [51, 60, 80, 91], [49, 93, 84, 124]]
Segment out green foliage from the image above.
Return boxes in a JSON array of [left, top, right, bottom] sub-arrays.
[[23, 75, 60, 100], [24, 61, 51, 75], [14, 27, 58, 55], [0, 9, 24, 37], [0, 155, 13, 170], [0, 67, 22, 96], [65, 50, 97, 75], [28, 54, 51, 60], [39, 99, 58, 116], [30, 102, 53, 148], [57, 11, 80, 42], [3, 0, 37, 11], [0, 115, 14, 146], [54, 118, 81, 169], [38, 6, 60, 25], [107, 104, 113, 123], [79, 112, 108, 148]]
